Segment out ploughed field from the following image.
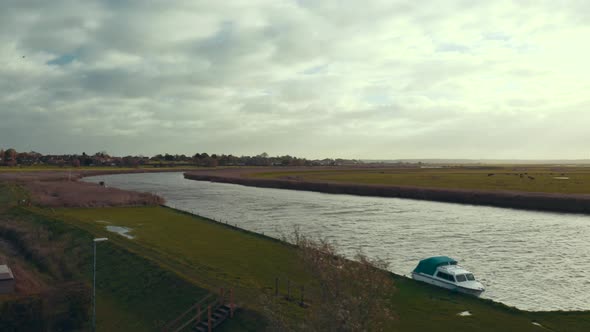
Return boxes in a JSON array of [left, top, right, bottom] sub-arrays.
[[251, 166, 590, 194]]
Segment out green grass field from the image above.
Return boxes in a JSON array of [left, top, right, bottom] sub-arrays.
[[53, 206, 310, 292], [53, 206, 590, 331], [45, 206, 309, 330], [252, 166, 590, 194]]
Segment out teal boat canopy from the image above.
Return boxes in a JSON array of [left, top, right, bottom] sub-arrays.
[[413, 256, 457, 276]]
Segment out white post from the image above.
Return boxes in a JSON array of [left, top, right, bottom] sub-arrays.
[[92, 238, 108, 332], [93, 241, 96, 332]]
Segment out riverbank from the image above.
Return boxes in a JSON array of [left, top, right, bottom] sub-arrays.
[[184, 168, 590, 214]]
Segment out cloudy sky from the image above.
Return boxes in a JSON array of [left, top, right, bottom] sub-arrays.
[[1, 1, 590, 159]]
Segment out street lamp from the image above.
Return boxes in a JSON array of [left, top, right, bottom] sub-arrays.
[[93, 238, 108, 332]]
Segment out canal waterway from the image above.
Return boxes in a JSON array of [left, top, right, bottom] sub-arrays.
[[84, 172, 590, 311]]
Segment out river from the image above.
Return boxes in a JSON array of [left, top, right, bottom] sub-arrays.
[[83, 172, 590, 311]]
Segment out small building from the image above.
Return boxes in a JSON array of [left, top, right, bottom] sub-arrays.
[[0, 265, 15, 294]]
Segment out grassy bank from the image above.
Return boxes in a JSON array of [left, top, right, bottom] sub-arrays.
[[252, 167, 590, 194], [52, 206, 310, 290], [37, 205, 307, 330], [52, 205, 590, 331]]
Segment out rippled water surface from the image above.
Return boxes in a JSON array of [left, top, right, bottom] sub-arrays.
[[84, 172, 590, 311]]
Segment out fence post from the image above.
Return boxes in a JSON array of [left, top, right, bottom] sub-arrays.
[[300, 285, 305, 306], [208, 305, 212, 332], [287, 279, 291, 300], [197, 305, 201, 324], [230, 288, 235, 318], [275, 277, 279, 297]]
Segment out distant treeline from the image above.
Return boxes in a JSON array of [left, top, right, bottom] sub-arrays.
[[0, 148, 361, 168]]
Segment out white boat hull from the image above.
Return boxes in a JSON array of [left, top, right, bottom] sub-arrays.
[[412, 272, 484, 297]]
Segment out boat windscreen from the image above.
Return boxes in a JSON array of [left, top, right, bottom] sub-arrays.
[[456, 274, 467, 282], [466, 273, 475, 281]]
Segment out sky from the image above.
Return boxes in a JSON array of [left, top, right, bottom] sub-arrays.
[[1, 0, 590, 159]]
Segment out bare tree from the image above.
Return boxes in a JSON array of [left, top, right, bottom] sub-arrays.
[[270, 234, 397, 332]]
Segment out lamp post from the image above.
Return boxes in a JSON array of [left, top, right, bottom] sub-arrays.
[[93, 238, 108, 332]]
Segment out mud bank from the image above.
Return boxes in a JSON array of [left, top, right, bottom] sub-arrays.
[[184, 170, 590, 214]]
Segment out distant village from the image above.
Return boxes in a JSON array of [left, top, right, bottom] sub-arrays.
[[0, 148, 364, 168]]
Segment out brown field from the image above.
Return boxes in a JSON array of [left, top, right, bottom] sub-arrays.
[[0, 170, 166, 207], [23, 180, 163, 207]]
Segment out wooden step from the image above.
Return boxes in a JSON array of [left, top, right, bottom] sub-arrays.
[[188, 304, 237, 331], [192, 312, 228, 332], [193, 321, 209, 332]]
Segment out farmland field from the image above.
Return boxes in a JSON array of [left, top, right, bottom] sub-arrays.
[[251, 166, 590, 194]]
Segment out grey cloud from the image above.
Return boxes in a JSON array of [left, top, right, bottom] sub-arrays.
[[1, 0, 589, 159]]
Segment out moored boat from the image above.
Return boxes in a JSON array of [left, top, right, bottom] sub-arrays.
[[411, 256, 485, 296]]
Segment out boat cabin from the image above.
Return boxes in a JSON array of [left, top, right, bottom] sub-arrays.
[[435, 264, 476, 283], [411, 256, 485, 296]]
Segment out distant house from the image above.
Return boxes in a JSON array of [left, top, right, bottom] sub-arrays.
[[0, 265, 15, 294]]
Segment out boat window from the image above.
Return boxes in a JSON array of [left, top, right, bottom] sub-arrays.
[[456, 274, 467, 282], [436, 272, 455, 282], [466, 273, 475, 281]]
